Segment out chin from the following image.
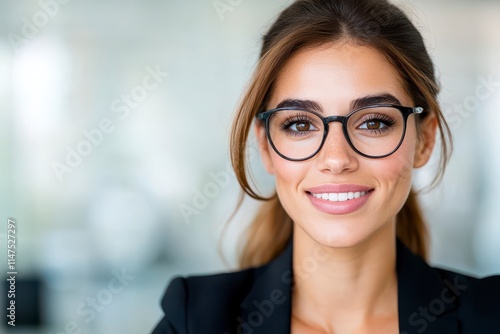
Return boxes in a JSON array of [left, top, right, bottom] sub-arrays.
[[300, 221, 376, 249], [320, 234, 369, 249], [290, 196, 398, 250]]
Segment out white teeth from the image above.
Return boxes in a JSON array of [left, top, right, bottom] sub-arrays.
[[312, 191, 368, 202], [328, 193, 338, 201]]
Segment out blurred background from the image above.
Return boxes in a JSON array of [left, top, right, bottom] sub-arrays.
[[0, 0, 499, 333]]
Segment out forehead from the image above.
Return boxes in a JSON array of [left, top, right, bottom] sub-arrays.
[[270, 43, 412, 110]]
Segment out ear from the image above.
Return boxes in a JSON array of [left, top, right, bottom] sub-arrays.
[[254, 120, 275, 174], [413, 114, 437, 168]]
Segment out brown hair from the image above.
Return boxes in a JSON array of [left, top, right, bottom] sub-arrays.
[[229, 0, 452, 268]]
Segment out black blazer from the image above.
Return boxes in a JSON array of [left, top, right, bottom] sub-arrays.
[[152, 240, 500, 333]]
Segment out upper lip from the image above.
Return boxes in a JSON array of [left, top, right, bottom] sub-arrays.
[[306, 184, 373, 194]]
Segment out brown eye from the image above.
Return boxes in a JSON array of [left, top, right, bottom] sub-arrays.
[[295, 122, 310, 131], [366, 121, 381, 130]]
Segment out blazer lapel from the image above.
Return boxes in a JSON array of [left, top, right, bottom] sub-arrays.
[[396, 240, 460, 334], [239, 240, 293, 334], [238, 239, 461, 334]]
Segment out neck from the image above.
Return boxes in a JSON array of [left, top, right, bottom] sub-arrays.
[[292, 222, 398, 330]]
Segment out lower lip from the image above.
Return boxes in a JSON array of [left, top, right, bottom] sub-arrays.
[[307, 191, 373, 215]]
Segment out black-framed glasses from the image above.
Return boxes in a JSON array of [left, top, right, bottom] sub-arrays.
[[256, 104, 424, 161]]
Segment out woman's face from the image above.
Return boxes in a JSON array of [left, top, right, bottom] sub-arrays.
[[256, 43, 436, 248]]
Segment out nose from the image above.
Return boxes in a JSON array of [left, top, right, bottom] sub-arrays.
[[315, 122, 358, 174]]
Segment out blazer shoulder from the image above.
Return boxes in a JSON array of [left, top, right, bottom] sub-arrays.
[[435, 267, 500, 326], [152, 268, 257, 334], [435, 267, 500, 299], [459, 273, 500, 316], [151, 276, 189, 334]]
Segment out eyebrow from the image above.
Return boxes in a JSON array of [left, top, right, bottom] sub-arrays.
[[351, 94, 402, 110], [274, 93, 402, 113], [276, 99, 322, 112]]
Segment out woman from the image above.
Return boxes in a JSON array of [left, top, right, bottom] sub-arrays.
[[153, 0, 500, 333]]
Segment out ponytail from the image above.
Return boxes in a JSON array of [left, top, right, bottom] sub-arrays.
[[395, 189, 428, 260], [239, 194, 292, 268]]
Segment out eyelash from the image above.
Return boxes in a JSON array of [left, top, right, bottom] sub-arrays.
[[358, 114, 396, 132], [280, 115, 316, 133], [276, 111, 397, 139]]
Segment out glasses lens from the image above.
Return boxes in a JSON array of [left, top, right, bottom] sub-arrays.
[[347, 106, 405, 157], [268, 109, 324, 160]]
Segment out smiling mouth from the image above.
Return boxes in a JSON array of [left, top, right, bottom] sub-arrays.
[[307, 191, 371, 202]]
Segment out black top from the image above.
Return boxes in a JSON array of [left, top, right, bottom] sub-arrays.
[[151, 240, 500, 333]]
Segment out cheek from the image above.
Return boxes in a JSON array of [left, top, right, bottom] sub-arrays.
[[380, 121, 419, 179], [271, 155, 305, 187], [372, 134, 417, 202], [269, 154, 310, 203], [379, 150, 414, 184]]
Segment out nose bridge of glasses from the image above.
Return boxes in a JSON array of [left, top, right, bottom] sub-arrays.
[[323, 115, 350, 146], [324, 115, 347, 125], [317, 117, 356, 163], [324, 115, 348, 139]]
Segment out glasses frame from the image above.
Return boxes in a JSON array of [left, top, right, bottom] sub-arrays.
[[256, 104, 424, 161]]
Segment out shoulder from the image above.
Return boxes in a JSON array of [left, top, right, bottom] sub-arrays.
[[434, 267, 500, 303], [162, 268, 258, 314], [151, 240, 293, 333], [151, 268, 258, 334], [396, 241, 500, 333], [435, 267, 500, 329]]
